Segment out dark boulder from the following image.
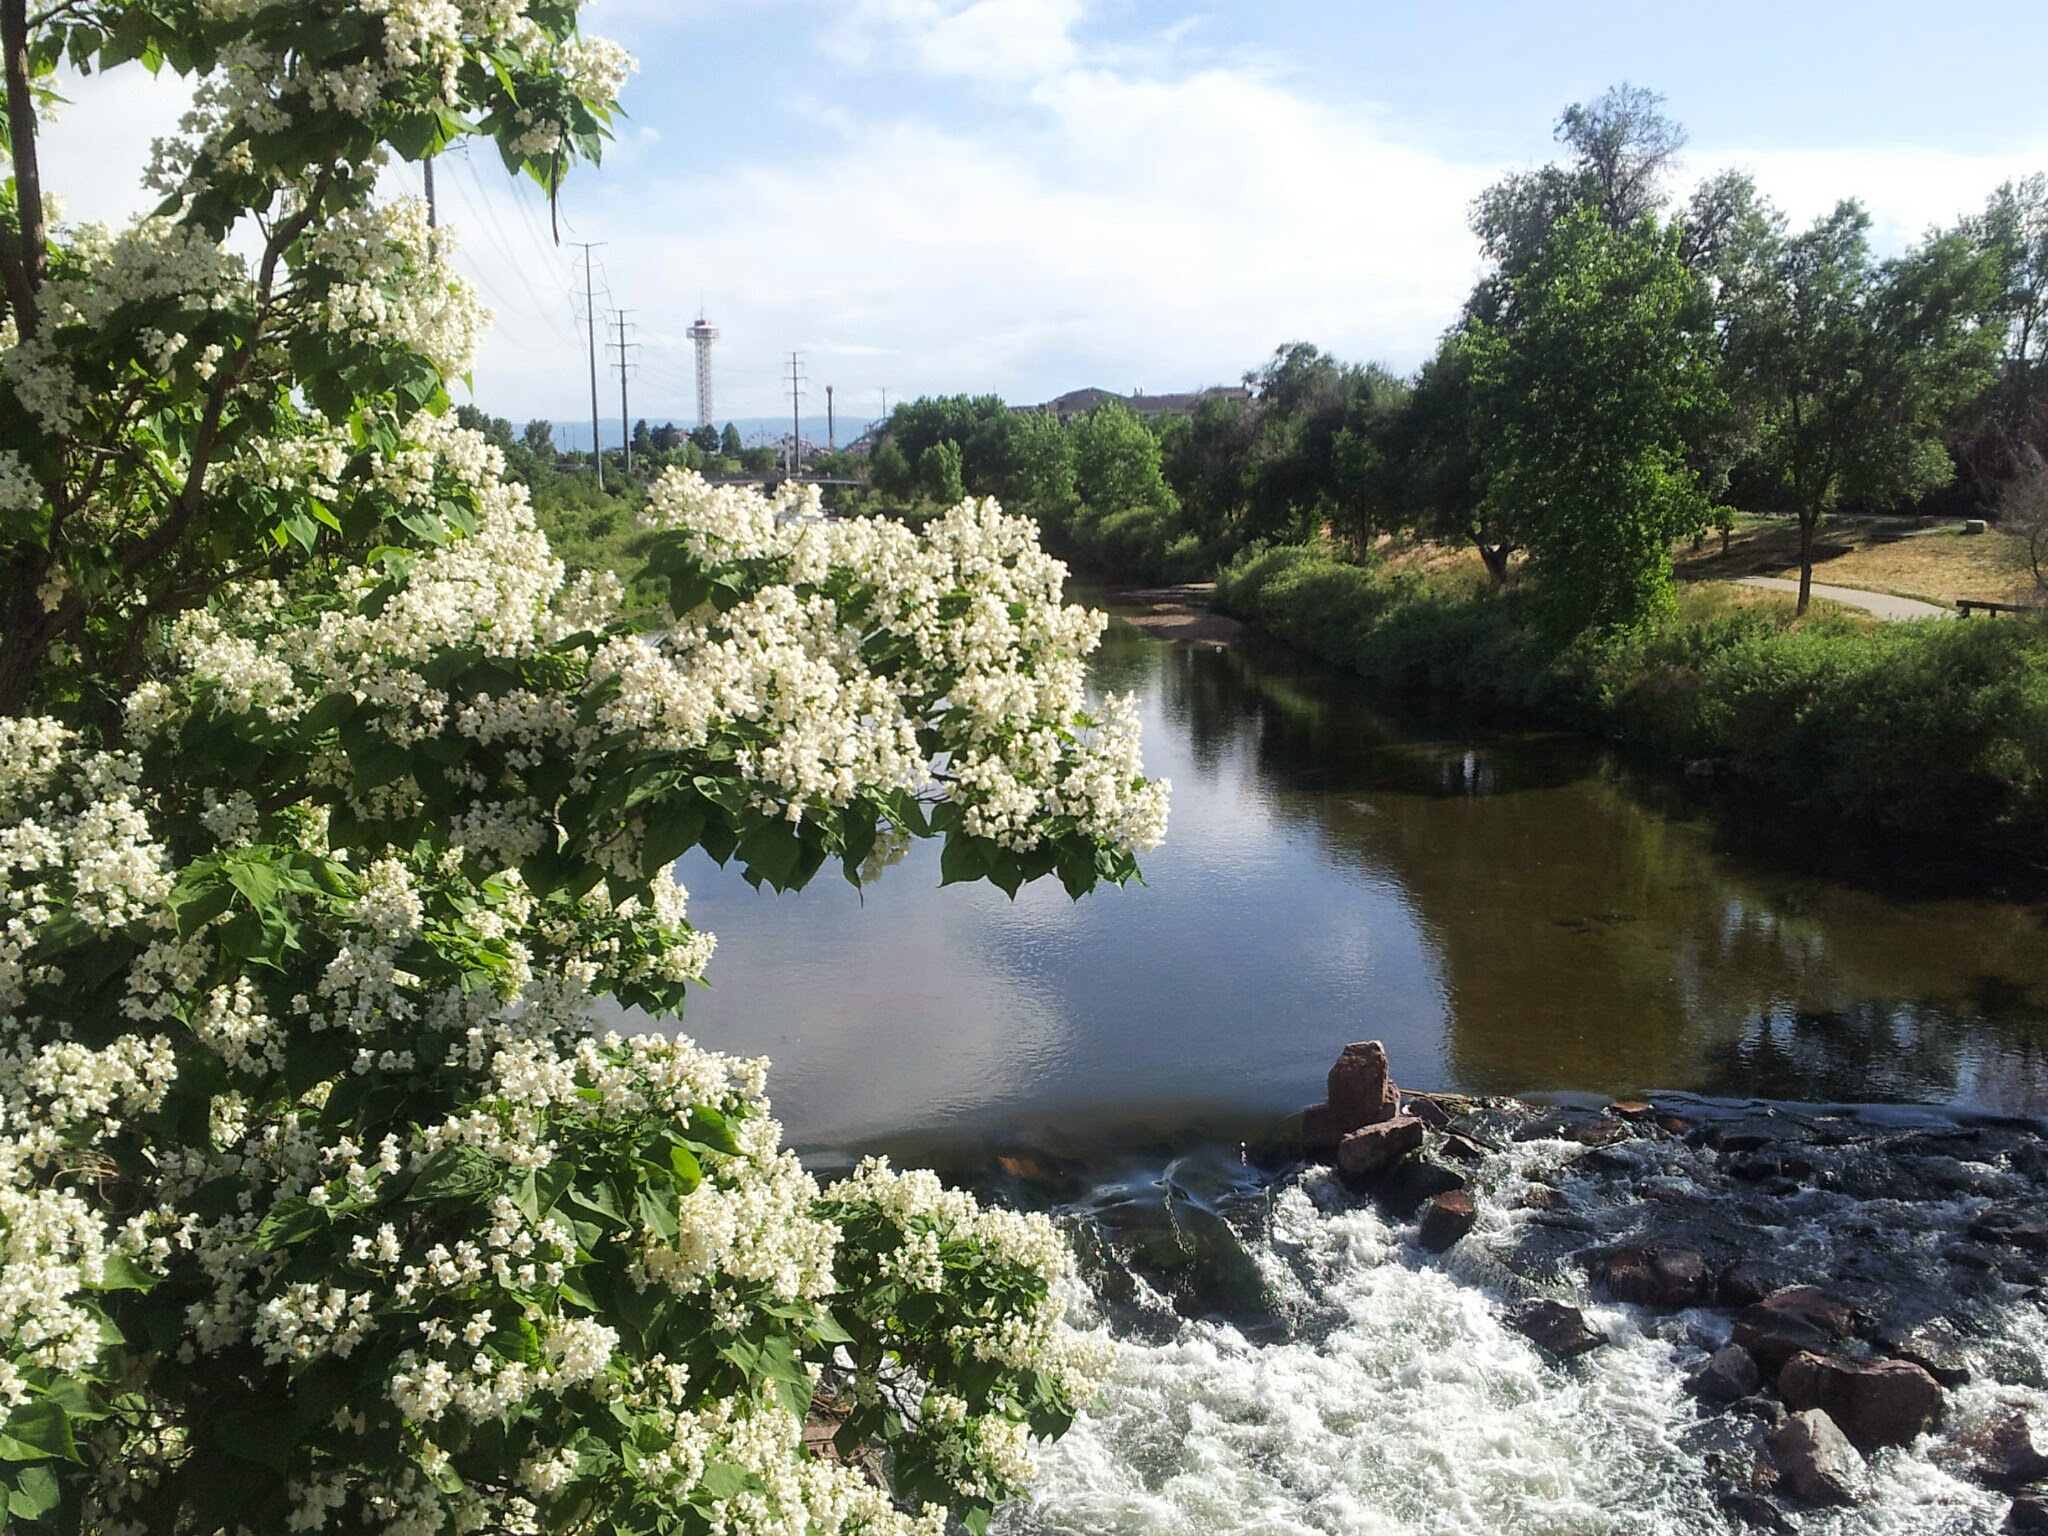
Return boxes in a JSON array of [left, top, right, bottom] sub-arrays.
[[1731, 1287, 1853, 1373], [1718, 1262, 1790, 1309], [1594, 1244, 1713, 1309], [2011, 1493, 2048, 1533], [1377, 1155, 1466, 1214], [1778, 1351, 1943, 1449], [1871, 1317, 1973, 1387], [1764, 1409, 1864, 1507], [1506, 1298, 1607, 1361], [1441, 1132, 1488, 1164], [1335, 1115, 1424, 1183], [1301, 1040, 1400, 1152], [1417, 1191, 1477, 1253], [1971, 1209, 2048, 1254], [1715, 1489, 1797, 1534], [1960, 1414, 2048, 1491], [1685, 1345, 1762, 1407], [1404, 1094, 1453, 1129]]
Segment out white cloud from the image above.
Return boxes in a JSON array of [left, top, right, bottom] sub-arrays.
[[822, 0, 1086, 83], [1696, 141, 2048, 248], [460, 57, 1497, 419]]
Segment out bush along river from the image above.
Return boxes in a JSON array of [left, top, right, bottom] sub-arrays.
[[644, 600, 2048, 1534]]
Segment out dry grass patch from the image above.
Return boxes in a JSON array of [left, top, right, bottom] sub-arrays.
[[1675, 515, 2031, 606]]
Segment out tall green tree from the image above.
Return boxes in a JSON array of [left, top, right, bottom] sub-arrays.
[[720, 420, 743, 457], [1468, 208, 1724, 631], [1729, 202, 2005, 611], [1468, 84, 1688, 325], [1071, 400, 1175, 518]]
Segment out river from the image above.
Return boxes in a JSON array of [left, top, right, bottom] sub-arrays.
[[646, 607, 2048, 1536], [664, 611, 2048, 1151]]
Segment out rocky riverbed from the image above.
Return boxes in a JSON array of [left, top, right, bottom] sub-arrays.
[[982, 1046, 2048, 1534]]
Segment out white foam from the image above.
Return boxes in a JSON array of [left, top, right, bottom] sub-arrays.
[[1002, 1171, 2045, 1536]]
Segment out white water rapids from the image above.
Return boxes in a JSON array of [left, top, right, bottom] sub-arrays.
[[1000, 1142, 2048, 1536]]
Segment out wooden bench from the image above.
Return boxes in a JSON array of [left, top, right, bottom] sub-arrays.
[[1955, 598, 2042, 617]]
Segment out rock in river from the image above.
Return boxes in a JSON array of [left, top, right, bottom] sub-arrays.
[[1731, 1287, 1854, 1373], [1302, 1040, 1401, 1152], [1684, 1344, 1761, 1407], [1765, 1409, 1864, 1507], [1506, 1298, 1607, 1361], [1778, 1352, 1943, 1448], [1594, 1243, 1714, 1308], [1335, 1115, 1424, 1182], [1959, 1413, 2048, 1490], [1416, 1190, 1476, 1253]]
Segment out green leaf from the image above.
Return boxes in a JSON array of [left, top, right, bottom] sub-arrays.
[[667, 1144, 703, 1192], [254, 1197, 327, 1251], [5, 1464, 60, 1519], [681, 1105, 741, 1157], [0, 1402, 77, 1463]]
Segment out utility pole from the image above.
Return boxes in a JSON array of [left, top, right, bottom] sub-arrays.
[[570, 241, 606, 491], [786, 351, 807, 480], [879, 387, 889, 428], [608, 309, 636, 475], [423, 156, 436, 230], [826, 384, 835, 453]]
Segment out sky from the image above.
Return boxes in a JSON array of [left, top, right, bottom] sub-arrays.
[[43, 0, 2048, 432]]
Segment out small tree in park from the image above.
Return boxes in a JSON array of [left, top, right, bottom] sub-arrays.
[[0, 5, 1167, 1535]]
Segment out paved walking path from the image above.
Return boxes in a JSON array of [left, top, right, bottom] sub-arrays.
[[1734, 575, 1954, 621]]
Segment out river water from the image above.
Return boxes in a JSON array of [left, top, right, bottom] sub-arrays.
[[667, 613, 2048, 1149], [651, 609, 2048, 1536]]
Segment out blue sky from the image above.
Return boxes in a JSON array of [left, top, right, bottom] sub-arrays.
[[50, 1, 2048, 429]]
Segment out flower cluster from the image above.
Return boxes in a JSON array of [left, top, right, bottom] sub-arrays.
[[0, 5, 1147, 1529]]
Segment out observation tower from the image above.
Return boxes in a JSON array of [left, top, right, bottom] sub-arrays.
[[687, 315, 718, 429]]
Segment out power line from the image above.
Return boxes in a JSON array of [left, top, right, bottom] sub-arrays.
[[786, 351, 808, 479], [569, 242, 607, 491], [608, 309, 638, 475]]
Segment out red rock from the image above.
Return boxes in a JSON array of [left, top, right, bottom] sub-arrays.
[[1778, 1352, 1943, 1449], [1732, 1287, 1854, 1372], [1608, 1099, 1655, 1120], [1417, 1191, 1476, 1252], [1766, 1409, 1863, 1506], [1335, 1114, 1423, 1181], [1958, 1414, 2048, 1490], [1594, 1244, 1713, 1308], [1505, 1298, 1607, 1361], [1303, 1041, 1402, 1153]]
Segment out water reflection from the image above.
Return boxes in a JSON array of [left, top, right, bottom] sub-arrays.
[[639, 615, 2048, 1151]]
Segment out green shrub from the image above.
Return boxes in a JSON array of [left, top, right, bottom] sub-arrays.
[[1217, 545, 2048, 858]]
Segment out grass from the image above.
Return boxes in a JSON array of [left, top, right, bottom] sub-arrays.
[[1673, 513, 2033, 607]]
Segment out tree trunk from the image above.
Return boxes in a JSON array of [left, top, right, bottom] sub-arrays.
[[1, 0, 47, 332], [1478, 541, 1510, 586], [1796, 513, 1815, 616]]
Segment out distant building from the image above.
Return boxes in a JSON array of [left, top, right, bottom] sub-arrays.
[[1031, 384, 1251, 424]]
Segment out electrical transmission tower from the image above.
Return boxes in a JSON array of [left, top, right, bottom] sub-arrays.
[[608, 309, 637, 474], [569, 242, 606, 491], [786, 352, 808, 479]]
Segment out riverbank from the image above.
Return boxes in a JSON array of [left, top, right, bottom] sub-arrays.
[[1212, 544, 2048, 872]]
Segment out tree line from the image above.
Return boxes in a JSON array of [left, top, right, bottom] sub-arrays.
[[869, 86, 2048, 631]]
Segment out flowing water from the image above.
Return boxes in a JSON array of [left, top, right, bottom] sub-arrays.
[[643, 608, 2048, 1535]]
